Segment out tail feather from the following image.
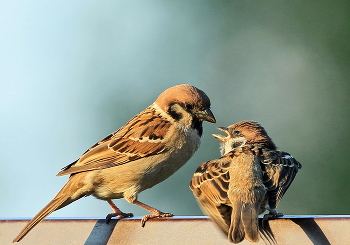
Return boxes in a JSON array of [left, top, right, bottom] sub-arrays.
[[241, 202, 259, 243], [13, 174, 87, 242], [229, 201, 259, 243], [229, 202, 244, 243], [13, 195, 70, 242]]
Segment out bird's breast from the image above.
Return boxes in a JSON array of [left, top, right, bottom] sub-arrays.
[[228, 153, 266, 203], [139, 128, 201, 189]]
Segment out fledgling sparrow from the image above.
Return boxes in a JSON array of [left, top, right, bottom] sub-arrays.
[[13, 84, 216, 242], [190, 121, 301, 243]]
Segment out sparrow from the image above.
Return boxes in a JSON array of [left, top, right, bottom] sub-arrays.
[[13, 84, 216, 242], [190, 121, 301, 243]]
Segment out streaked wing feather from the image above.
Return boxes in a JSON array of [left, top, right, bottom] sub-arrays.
[[261, 150, 302, 208], [190, 157, 232, 233], [57, 106, 171, 176]]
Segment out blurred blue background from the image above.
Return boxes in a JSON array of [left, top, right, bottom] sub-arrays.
[[1, 1, 350, 219]]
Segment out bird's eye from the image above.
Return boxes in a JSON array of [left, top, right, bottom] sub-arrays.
[[233, 130, 240, 135], [185, 102, 194, 110]]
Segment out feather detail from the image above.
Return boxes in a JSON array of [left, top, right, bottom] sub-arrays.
[[190, 157, 231, 234], [13, 174, 90, 242], [57, 106, 171, 176], [260, 150, 302, 209]]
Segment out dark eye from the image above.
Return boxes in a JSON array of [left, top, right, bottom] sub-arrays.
[[233, 130, 240, 135], [185, 102, 194, 110]]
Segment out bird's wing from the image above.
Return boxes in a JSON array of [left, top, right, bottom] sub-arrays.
[[190, 156, 232, 234], [260, 150, 302, 208], [57, 106, 172, 176]]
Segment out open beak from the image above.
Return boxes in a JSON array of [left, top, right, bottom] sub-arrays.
[[212, 127, 230, 141], [196, 107, 216, 123]]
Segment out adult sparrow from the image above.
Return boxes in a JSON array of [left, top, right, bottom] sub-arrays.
[[190, 121, 301, 243], [13, 84, 216, 242]]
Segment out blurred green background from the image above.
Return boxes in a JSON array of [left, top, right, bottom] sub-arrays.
[[1, 1, 350, 219]]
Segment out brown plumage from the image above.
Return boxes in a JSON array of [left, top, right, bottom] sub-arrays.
[[13, 84, 216, 242], [190, 121, 301, 243]]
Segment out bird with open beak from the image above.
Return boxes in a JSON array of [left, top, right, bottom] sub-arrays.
[[190, 121, 301, 243]]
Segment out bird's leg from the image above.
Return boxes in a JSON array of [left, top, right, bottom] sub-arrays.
[[263, 205, 284, 221], [105, 200, 133, 224], [132, 200, 173, 227]]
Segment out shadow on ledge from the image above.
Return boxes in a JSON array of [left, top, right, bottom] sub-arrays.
[[85, 219, 118, 245], [291, 217, 331, 245]]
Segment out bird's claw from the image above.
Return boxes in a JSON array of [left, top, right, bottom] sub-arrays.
[[263, 206, 284, 221], [141, 212, 174, 227], [263, 212, 284, 221], [105, 212, 134, 224]]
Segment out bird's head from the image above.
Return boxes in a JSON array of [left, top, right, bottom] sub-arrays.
[[212, 121, 276, 155], [156, 84, 216, 136]]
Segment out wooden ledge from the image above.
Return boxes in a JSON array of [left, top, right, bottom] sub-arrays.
[[1, 215, 349, 244]]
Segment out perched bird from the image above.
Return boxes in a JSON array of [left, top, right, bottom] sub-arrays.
[[13, 84, 216, 242], [190, 121, 301, 243]]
